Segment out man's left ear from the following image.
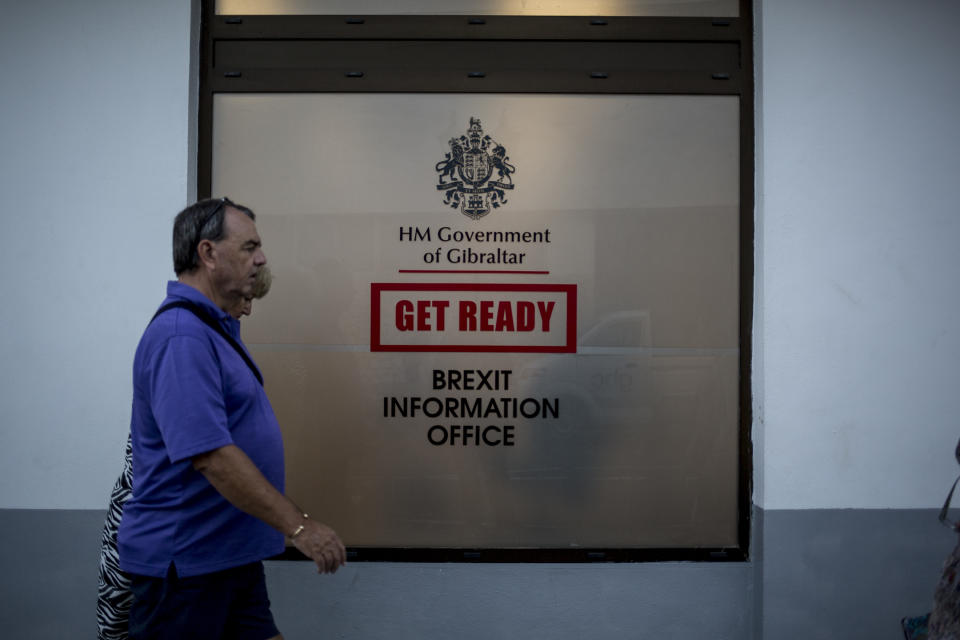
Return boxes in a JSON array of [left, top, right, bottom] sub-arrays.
[[196, 238, 218, 270]]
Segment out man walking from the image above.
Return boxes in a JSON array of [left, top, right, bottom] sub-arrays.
[[118, 198, 344, 639]]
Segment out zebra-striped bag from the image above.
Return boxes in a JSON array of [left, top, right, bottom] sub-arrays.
[[97, 436, 133, 640]]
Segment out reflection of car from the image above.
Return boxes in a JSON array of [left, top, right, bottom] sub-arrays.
[[579, 310, 652, 349], [516, 311, 654, 430]]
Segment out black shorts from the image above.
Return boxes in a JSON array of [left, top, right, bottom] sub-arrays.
[[128, 561, 280, 640]]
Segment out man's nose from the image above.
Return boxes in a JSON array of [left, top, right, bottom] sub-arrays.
[[255, 248, 267, 266]]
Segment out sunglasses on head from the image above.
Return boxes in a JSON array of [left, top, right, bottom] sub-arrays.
[[198, 197, 235, 237]]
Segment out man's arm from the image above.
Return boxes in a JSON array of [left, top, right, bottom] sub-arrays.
[[192, 444, 346, 574]]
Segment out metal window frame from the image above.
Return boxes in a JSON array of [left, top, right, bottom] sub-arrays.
[[197, 0, 754, 563]]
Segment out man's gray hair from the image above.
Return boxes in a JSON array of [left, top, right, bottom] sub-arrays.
[[172, 197, 255, 276]]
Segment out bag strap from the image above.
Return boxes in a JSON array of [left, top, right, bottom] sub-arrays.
[[940, 476, 960, 530], [151, 300, 263, 386], [940, 438, 960, 530]]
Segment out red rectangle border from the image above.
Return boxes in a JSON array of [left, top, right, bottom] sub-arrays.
[[371, 283, 577, 353]]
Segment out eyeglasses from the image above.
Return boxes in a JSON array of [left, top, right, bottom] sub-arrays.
[[198, 197, 233, 238]]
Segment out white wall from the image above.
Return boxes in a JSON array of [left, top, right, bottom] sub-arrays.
[[758, 0, 960, 508], [0, 0, 196, 508], [2, 0, 958, 513]]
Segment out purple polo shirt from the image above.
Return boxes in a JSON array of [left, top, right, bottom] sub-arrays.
[[118, 282, 285, 578]]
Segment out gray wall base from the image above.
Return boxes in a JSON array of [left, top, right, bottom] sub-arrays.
[[761, 509, 951, 640], [0, 508, 949, 639]]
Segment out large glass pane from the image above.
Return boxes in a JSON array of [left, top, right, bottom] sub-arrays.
[[213, 93, 740, 548], [217, 0, 739, 17]]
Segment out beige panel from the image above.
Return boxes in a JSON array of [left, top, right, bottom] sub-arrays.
[[217, 0, 739, 17], [212, 94, 738, 215], [255, 349, 739, 547], [215, 93, 740, 547]]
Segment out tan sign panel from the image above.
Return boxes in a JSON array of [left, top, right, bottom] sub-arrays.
[[213, 93, 739, 548]]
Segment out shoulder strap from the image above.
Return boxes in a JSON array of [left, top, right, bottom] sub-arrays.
[[151, 300, 264, 386], [940, 476, 960, 530], [940, 438, 960, 530]]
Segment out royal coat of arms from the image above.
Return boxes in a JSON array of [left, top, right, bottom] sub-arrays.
[[435, 117, 516, 220]]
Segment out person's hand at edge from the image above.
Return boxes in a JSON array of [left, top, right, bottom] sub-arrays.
[[290, 518, 347, 574]]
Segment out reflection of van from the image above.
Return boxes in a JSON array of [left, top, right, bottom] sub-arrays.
[[516, 311, 654, 430]]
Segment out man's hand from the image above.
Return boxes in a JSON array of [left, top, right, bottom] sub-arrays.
[[290, 519, 347, 574], [192, 445, 347, 575]]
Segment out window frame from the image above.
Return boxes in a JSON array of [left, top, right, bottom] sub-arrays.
[[197, 0, 754, 563]]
